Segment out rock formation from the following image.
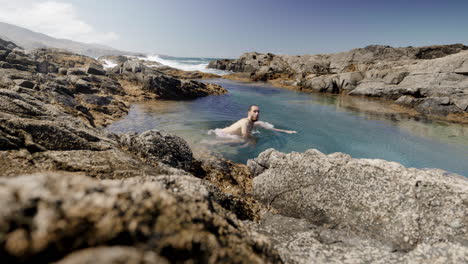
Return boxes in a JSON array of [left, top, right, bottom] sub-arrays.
[[2, 36, 468, 263], [0, 38, 280, 263], [248, 148, 468, 262], [208, 44, 468, 122]]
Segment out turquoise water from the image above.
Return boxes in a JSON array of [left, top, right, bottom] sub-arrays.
[[108, 79, 468, 176]]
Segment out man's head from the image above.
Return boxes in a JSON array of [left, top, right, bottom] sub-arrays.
[[247, 105, 260, 122]]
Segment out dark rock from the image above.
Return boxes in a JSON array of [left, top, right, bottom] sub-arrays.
[[13, 79, 35, 89], [86, 63, 106, 75], [74, 79, 96, 94], [142, 74, 227, 100], [36, 60, 58, 74], [58, 68, 68, 75], [0, 61, 12, 69], [81, 94, 112, 106], [67, 68, 87, 76]]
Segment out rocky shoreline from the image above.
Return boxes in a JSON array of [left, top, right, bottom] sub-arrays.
[[208, 44, 468, 123], [1, 38, 467, 263]]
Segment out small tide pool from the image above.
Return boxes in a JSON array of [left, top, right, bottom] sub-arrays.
[[107, 79, 468, 176]]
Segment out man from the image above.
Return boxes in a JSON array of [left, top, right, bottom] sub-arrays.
[[222, 105, 297, 138]]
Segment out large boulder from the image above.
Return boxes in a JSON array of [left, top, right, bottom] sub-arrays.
[[0, 173, 282, 263], [118, 130, 194, 171], [142, 74, 227, 100], [248, 148, 468, 252], [249, 212, 468, 263]]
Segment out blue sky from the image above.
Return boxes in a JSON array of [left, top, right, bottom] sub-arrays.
[[1, 0, 468, 57]]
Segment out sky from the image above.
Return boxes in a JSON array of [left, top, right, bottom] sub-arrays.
[[0, 0, 467, 58]]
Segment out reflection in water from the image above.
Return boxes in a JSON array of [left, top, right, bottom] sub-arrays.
[[288, 94, 468, 146], [107, 79, 468, 176]]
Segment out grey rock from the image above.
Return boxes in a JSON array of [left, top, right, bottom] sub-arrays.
[[36, 60, 58, 74], [249, 148, 468, 252], [209, 44, 468, 120], [80, 94, 112, 106], [119, 130, 194, 171], [454, 98, 468, 111], [249, 212, 468, 264], [395, 95, 420, 107]]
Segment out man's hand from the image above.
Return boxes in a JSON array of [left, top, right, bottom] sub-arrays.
[[272, 128, 297, 134]]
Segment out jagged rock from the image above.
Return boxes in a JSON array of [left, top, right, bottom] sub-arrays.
[[248, 148, 468, 252], [73, 79, 96, 93], [395, 95, 420, 107], [67, 68, 87, 76], [209, 44, 468, 122], [141, 74, 227, 100], [36, 60, 57, 74], [55, 247, 169, 264], [0, 173, 282, 263], [13, 79, 34, 89], [249, 212, 468, 263], [86, 63, 106, 76], [31, 49, 99, 68], [454, 98, 468, 111], [118, 130, 194, 171]]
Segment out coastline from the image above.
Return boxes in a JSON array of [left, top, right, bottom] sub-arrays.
[[208, 45, 468, 125], [1, 38, 468, 263], [221, 72, 468, 124]]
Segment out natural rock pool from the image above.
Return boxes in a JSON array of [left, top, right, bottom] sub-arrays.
[[108, 79, 468, 176]]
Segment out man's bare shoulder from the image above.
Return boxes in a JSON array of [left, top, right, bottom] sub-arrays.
[[231, 118, 248, 125]]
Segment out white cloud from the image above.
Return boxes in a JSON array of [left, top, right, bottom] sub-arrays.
[[0, 0, 119, 44]]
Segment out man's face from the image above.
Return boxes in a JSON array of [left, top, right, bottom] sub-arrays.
[[248, 106, 260, 122]]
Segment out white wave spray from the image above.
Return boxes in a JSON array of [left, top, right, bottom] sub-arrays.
[[143, 54, 230, 75]]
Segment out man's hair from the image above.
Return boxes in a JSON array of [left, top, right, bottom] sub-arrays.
[[248, 105, 259, 111]]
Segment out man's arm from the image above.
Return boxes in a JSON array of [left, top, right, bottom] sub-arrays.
[[255, 121, 297, 134], [271, 128, 297, 134]]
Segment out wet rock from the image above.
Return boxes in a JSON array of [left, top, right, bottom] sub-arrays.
[[248, 148, 468, 251]]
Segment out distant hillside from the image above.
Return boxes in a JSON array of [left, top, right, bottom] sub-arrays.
[[0, 21, 139, 57]]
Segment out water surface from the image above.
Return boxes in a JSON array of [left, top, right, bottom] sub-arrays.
[[108, 79, 468, 176]]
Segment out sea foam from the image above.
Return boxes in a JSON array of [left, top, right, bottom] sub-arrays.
[[142, 55, 230, 75], [101, 59, 118, 69]]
